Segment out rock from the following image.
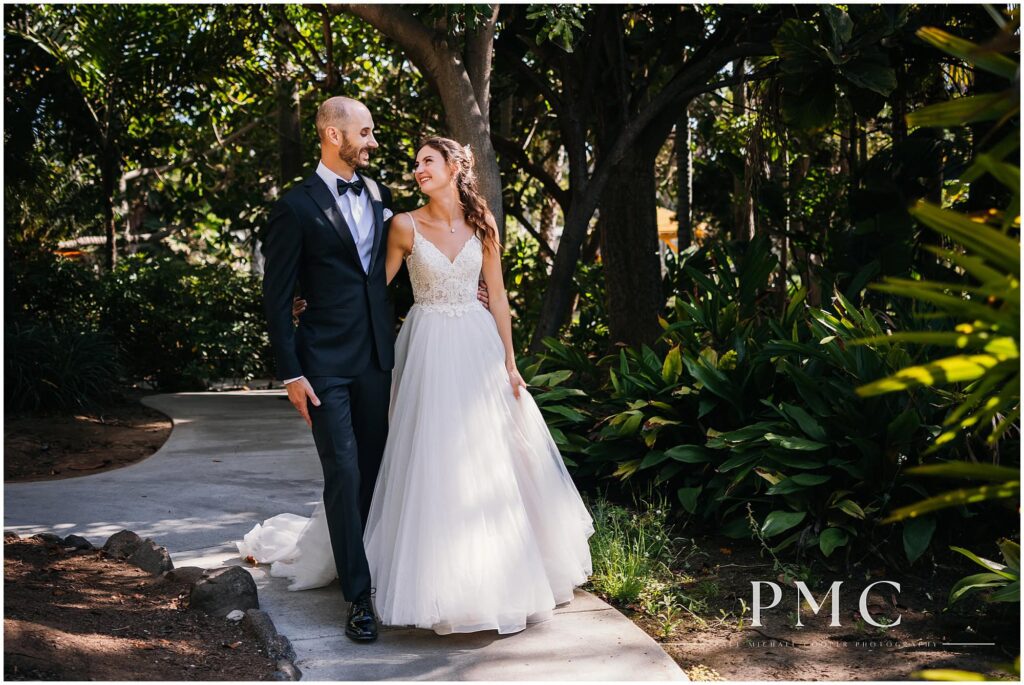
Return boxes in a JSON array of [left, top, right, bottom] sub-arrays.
[[242, 609, 295, 661], [162, 566, 208, 585], [226, 609, 245, 621], [103, 530, 143, 558], [273, 660, 302, 681], [189, 566, 258, 617], [4, 531, 20, 542], [31, 532, 64, 545], [127, 539, 174, 575], [63, 534, 93, 550]]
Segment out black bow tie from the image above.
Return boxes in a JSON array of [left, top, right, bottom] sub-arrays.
[[337, 177, 364, 196]]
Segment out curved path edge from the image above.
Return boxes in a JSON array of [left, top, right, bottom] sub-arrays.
[[5, 390, 687, 681]]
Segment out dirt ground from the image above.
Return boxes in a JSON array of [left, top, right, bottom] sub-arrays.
[[3, 536, 277, 681], [605, 534, 1020, 681], [4, 395, 171, 482]]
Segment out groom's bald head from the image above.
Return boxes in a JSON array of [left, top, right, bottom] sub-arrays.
[[316, 96, 367, 143], [316, 96, 377, 171]]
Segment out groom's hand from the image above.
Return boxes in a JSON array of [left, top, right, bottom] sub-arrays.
[[286, 378, 320, 427], [291, 296, 307, 326], [477, 281, 490, 310]]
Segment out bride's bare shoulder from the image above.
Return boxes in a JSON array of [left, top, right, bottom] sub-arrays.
[[388, 210, 422, 252]]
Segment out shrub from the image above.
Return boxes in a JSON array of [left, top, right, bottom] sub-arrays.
[[5, 321, 123, 413], [99, 254, 272, 391]]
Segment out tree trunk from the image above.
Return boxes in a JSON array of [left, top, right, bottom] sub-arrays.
[[337, 4, 504, 236], [674, 105, 693, 250], [276, 73, 303, 185], [731, 58, 749, 241], [598, 146, 663, 348], [101, 146, 119, 269]]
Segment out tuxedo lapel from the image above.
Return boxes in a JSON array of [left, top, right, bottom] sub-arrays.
[[302, 174, 362, 269], [361, 174, 385, 274]]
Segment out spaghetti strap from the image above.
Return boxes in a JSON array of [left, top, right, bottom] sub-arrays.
[[408, 212, 420, 235]]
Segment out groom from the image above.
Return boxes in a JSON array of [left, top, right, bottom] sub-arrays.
[[261, 96, 395, 643]]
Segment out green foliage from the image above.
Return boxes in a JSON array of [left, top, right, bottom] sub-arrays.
[[6, 251, 272, 398], [531, 234, 951, 565], [524, 5, 590, 52], [586, 492, 680, 604], [772, 5, 907, 131], [100, 255, 271, 391], [948, 538, 1020, 605], [5, 321, 123, 413]]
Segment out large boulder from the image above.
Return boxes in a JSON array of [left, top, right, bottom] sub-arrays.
[[189, 566, 258, 617], [63, 534, 94, 550], [161, 566, 208, 585], [32, 532, 63, 546], [103, 530, 143, 558], [127, 539, 174, 575]]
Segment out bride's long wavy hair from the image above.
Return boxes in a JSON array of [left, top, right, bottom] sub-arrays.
[[417, 136, 501, 252]]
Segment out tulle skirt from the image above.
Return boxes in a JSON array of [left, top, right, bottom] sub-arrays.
[[237, 302, 594, 635]]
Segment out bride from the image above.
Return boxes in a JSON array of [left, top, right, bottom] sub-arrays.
[[238, 136, 594, 636]]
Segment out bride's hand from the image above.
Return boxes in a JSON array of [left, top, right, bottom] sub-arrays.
[[506, 362, 528, 399], [291, 296, 307, 325]]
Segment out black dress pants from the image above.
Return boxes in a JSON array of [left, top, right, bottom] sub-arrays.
[[306, 350, 391, 603]]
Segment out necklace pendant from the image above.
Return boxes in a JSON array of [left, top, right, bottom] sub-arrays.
[[450, 227, 455, 233]]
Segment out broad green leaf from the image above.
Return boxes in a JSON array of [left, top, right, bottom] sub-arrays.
[[833, 499, 866, 519], [819, 527, 849, 557], [950, 545, 1016, 579], [948, 572, 1008, 604], [768, 473, 831, 494], [665, 444, 711, 463], [662, 345, 683, 384], [903, 517, 936, 564], [764, 433, 827, 451], [677, 486, 702, 514], [998, 539, 1020, 573], [761, 510, 806, 538], [639, 450, 670, 470]]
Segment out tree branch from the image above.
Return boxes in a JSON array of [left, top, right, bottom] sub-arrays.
[[121, 116, 269, 183], [507, 199, 556, 261], [273, 7, 327, 73], [465, 4, 499, 120], [334, 4, 443, 82], [491, 133, 570, 211]]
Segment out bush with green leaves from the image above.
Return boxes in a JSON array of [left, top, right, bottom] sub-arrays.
[[525, 233, 959, 567], [99, 254, 272, 391], [5, 321, 123, 413]]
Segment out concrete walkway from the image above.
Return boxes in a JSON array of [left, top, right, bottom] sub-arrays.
[[5, 390, 687, 681]]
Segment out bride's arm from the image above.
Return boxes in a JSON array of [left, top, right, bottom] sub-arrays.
[[385, 213, 415, 285], [479, 214, 528, 398]]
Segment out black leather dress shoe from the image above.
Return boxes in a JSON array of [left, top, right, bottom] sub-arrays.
[[346, 591, 378, 642]]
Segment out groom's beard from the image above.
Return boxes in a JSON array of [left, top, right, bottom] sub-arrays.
[[339, 132, 371, 169]]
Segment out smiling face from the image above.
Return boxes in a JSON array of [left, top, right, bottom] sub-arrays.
[[413, 145, 455, 195], [337, 104, 377, 169], [318, 99, 378, 171]]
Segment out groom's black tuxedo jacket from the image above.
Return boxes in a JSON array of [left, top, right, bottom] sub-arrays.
[[261, 171, 395, 380]]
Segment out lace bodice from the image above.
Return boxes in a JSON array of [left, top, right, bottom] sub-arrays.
[[404, 215, 484, 316]]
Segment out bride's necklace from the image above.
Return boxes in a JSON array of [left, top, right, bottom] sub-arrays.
[[430, 202, 457, 233]]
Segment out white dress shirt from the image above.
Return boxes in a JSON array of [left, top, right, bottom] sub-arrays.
[[283, 162, 376, 386]]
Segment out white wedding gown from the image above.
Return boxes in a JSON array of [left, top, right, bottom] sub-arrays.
[[237, 217, 594, 635]]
